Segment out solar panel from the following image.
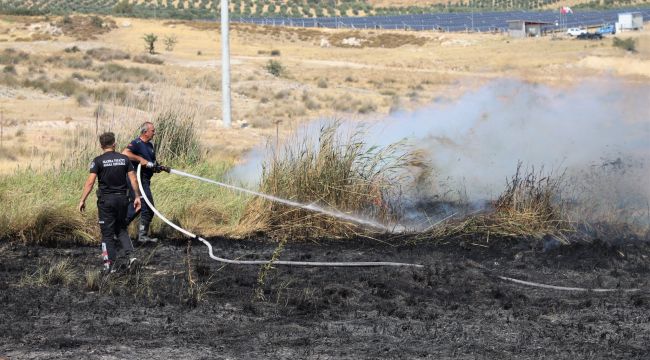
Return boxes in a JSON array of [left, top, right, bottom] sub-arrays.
[[235, 7, 649, 33]]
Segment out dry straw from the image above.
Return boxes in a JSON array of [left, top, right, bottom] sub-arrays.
[[238, 120, 416, 240]]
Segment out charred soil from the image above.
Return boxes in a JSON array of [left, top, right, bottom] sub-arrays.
[[1, 235, 650, 359]]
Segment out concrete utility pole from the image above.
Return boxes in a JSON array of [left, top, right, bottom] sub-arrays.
[[221, 0, 232, 128]]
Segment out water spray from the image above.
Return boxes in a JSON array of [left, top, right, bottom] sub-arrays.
[[169, 167, 397, 233], [137, 164, 423, 268]]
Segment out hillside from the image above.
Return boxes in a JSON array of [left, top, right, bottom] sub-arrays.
[[2, 0, 648, 19]]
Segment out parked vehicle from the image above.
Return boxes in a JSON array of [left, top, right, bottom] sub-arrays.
[[566, 27, 587, 36], [576, 32, 603, 40], [595, 23, 616, 35]]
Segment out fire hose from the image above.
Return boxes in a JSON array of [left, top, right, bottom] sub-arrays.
[[137, 164, 423, 268], [136, 165, 642, 292]]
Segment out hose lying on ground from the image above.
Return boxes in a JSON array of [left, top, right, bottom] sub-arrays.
[[137, 164, 423, 268], [138, 165, 642, 292]]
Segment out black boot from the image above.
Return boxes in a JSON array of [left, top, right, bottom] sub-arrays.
[[137, 223, 158, 244]]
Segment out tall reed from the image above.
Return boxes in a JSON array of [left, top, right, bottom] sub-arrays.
[[239, 121, 415, 239]]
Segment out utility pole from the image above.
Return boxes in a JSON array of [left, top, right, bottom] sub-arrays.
[[221, 0, 232, 128]]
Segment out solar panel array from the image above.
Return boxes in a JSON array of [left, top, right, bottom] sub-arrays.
[[234, 7, 649, 32]]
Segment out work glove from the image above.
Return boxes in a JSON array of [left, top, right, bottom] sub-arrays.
[[145, 161, 155, 169]]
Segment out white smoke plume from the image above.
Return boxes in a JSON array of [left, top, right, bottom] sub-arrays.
[[228, 79, 649, 223]]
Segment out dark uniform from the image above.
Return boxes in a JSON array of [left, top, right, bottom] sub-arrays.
[[125, 137, 156, 238], [89, 151, 135, 271]]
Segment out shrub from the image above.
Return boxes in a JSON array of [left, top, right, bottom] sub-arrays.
[[86, 47, 130, 61], [64, 56, 93, 69], [113, 0, 135, 14], [76, 93, 90, 106], [98, 63, 159, 83], [3, 64, 16, 75], [265, 60, 284, 77], [50, 78, 81, 97], [612, 37, 636, 52], [133, 54, 164, 65], [0, 48, 29, 65], [270, 49, 281, 56], [91, 16, 103, 28], [317, 78, 328, 88], [357, 101, 377, 114], [163, 34, 178, 51], [143, 33, 158, 54], [64, 45, 80, 53]]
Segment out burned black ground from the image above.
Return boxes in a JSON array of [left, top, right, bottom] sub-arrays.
[[1, 235, 650, 359]]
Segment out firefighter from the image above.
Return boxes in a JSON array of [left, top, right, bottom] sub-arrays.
[[78, 132, 142, 273], [122, 121, 160, 243]]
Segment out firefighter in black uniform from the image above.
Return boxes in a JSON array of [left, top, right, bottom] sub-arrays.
[[122, 121, 161, 243], [78, 132, 142, 273]]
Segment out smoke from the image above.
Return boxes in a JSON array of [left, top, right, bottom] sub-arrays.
[[369, 78, 649, 200], [228, 79, 649, 223]]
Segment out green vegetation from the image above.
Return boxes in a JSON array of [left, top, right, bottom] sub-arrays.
[[612, 37, 637, 52], [0, 0, 646, 20], [143, 33, 158, 55], [265, 59, 284, 77], [0, 88, 247, 244]]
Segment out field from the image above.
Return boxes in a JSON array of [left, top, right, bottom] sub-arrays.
[[3, 0, 648, 19], [0, 12, 650, 359]]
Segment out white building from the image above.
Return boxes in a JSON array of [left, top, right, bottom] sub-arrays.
[[617, 12, 643, 31]]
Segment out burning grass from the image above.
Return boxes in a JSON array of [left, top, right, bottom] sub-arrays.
[[420, 163, 573, 243], [238, 121, 415, 239]]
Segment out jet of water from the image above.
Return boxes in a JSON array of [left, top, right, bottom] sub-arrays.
[[169, 168, 398, 233]]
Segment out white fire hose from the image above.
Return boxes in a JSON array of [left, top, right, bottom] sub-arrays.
[[136, 164, 423, 268], [136, 165, 643, 292]]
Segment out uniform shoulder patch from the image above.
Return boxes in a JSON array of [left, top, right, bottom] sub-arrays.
[[88, 160, 96, 170]]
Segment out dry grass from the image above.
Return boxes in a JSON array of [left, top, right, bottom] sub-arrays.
[[238, 121, 414, 239], [328, 31, 428, 48], [21, 259, 77, 287], [420, 163, 573, 243], [57, 15, 117, 40]]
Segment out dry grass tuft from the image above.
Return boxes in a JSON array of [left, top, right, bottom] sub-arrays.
[[86, 47, 130, 62], [238, 121, 414, 239], [22, 259, 77, 287], [30, 206, 95, 246], [421, 163, 572, 242]]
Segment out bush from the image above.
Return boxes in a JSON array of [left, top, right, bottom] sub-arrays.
[[133, 54, 164, 65], [86, 47, 130, 61], [113, 0, 135, 14], [64, 56, 93, 69], [3, 64, 16, 75], [50, 78, 81, 97], [64, 45, 80, 53], [98, 63, 159, 83], [265, 60, 284, 77], [143, 33, 158, 54], [612, 37, 636, 52], [91, 16, 103, 28], [163, 35, 178, 52], [270, 49, 281, 56], [0, 48, 29, 65], [317, 78, 328, 88]]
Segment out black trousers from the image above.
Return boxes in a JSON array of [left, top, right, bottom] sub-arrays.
[[97, 193, 133, 267], [126, 177, 154, 229]]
